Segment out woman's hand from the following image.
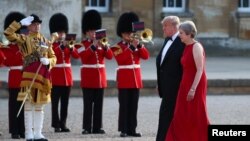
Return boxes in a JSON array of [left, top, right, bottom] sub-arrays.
[[187, 89, 195, 101]]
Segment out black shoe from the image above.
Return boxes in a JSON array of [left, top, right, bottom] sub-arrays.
[[127, 132, 142, 137], [61, 127, 70, 132], [11, 134, 20, 139], [54, 128, 61, 132], [120, 132, 127, 137], [92, 129, 105, 134], [19, 133, 25, 138], [82, 130, 91, 134], [34, 138, 48, 141]]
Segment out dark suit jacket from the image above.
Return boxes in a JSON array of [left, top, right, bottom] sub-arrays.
[[156, 36, 184, 99], [155, 36, 184, 141]]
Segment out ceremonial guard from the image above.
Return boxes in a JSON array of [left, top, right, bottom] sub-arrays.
[[4, 14, 56, 141], [49, 13, 79, 133], [111, 12, 150, 137], [74, 9, 112, 134], [0, 49, 3, 137], [0, 12, 26, 139]]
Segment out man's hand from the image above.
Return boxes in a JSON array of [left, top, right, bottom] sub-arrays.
[[40, 57, 49, 65], [20, 16, 34, 26]]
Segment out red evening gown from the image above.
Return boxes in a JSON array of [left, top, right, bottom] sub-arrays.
[[165, 42, 210, 141]]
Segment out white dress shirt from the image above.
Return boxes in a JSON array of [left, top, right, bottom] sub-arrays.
[[160, 32, 179, 64]]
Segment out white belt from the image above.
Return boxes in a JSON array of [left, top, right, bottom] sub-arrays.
[[9, 66, 23, 70], [81, 64, 105, 68], [118, 64, 140, 69], [54, 63, 71, 68]]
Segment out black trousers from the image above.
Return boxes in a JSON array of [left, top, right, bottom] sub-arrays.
[[156, 97, 176, 141], [118, 88, 139, 134], [51, 86, 71, 129], [8, 88, 25, 135], [82, 88, 104, 132]]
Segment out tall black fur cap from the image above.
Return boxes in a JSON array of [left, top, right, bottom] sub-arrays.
[[4, 11, 26, 33], [30, 14, 42, 23], [116, 12, 139, 37], [82, 9, 102, 34], [49, 13, 69, 34]]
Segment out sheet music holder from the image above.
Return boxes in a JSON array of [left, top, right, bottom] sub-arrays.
[[132, 21, 145, 32], [95, 29, 106, 40], [65, 34, 77, 41]]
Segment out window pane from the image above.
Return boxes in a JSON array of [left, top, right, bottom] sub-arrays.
[[243, 0, 249, 7], [100, 0, 106, 6], [86, 0, 89, 6], [163, 0, 166, 7], [176, 0, 182, 7], [91, 0, 97, 6], [238, 0, 241, 7], [168, 0, 174, 7]]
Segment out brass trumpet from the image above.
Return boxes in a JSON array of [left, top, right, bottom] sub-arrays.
[[68, 40, 75, 49], [131, 28, 154, 45], [140, 28, 153, 43], [100, 37, 109, 46]]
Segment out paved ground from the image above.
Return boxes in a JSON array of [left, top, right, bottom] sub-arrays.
[[0, 56, 250, 140], [1, 57, 250, 96], [0, 95, 250, 141], [1, 57, 250, 81]]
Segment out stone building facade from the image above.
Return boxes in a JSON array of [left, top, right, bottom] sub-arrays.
[[0, 0, 250, 55]]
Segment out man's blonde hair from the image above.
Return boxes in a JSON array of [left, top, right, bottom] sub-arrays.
[[161, 16, 180, 28]]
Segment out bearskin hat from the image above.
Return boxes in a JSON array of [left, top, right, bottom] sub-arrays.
[[30, 14, 42, 23], [82, 9, 102, 34], [116, 12, 139, 37], [4, 12, 26, 33], [49, 13, 68, 34]]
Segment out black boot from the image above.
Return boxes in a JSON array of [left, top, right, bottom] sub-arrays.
[[34, 138, 48, 141]]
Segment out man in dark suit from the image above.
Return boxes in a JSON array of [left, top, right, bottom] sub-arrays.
[[155, 16, 185, 141]]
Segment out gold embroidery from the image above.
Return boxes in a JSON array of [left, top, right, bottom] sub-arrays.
[[112, 45, 122, 56]]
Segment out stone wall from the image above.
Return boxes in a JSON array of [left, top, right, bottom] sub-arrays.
[[0, 0, 82, 39], [0, 0, 250, 55]]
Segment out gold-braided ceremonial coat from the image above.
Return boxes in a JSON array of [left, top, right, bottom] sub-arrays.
[[4, 21, 56, 104]]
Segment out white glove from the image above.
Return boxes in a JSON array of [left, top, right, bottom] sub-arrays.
[[40, 57, 50, 65], [20, 16, 34, 26]]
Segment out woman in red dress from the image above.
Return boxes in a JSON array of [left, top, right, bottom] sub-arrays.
[[165, 21, 210, 141]]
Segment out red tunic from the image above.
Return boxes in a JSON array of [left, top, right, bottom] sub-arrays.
[[51, 42, 79, 86], [0, 48, 5, 66], [165, 43, 210, 141], [0, 44, 23, 88], [111, 41, 149, 88], [75, 39, 113, 88]]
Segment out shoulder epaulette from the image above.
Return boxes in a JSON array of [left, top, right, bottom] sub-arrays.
[[111, 44, 122, 56]]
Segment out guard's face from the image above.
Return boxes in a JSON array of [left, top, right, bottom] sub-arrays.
[[57, 31, 66, 40], [121, 32, 133, 42], [28, 22, 41, 33], [86, 30, 96, 40]]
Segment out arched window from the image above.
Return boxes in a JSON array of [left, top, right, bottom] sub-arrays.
[[162, 0, 186, 12], [85, 0, 110, 12], [238, 0, 250, 12]]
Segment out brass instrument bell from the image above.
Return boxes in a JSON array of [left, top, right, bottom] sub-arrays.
[[140, 28, 153, 43], [130, 28, 154, 45], [100, 37, 109, 46], [68, 40, 75, 49], [51, 32, 59, 43]]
